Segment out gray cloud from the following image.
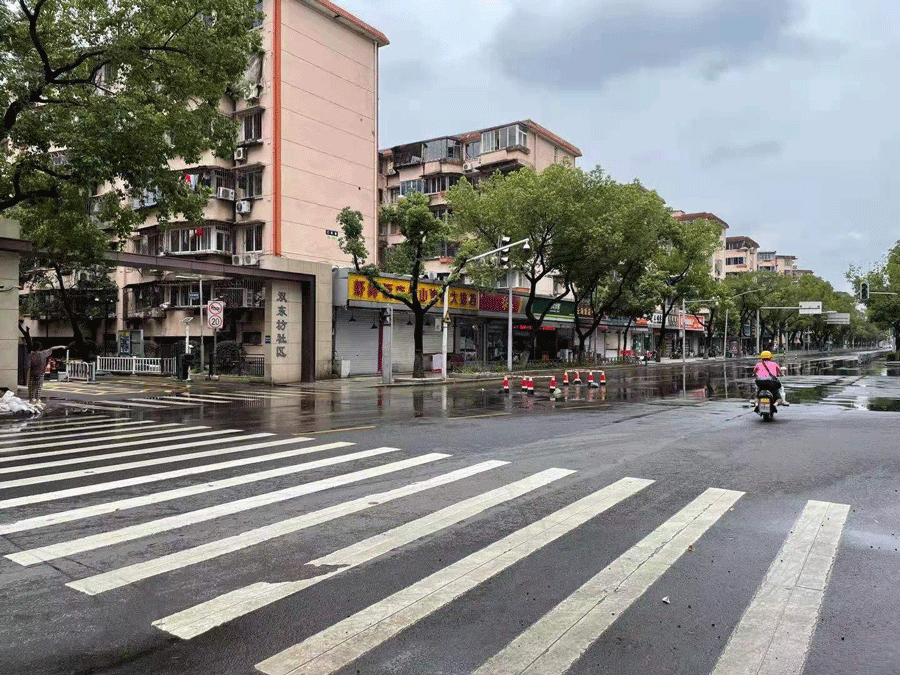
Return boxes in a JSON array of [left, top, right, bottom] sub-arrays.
[[703, 140, 783, 166], [491, 0, 831, 90]]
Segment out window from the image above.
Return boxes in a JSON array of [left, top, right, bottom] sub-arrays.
[[166, 226, 231, 254], [238, 168, 263, 199], [466, 140, 481, 159], [240, 110, 263, 142], [758, 252, 774, 261], [243, 331, 262, 345], [198, 168, 235, 191], [243, 224, 263, 252], [423, 175, 460, 194], [422, 138, 461, 162], [399, 179, 424, 196], [430, 206, 450, 221], [388, 187, 400, 203], [726, 240, 744, 250], [726, 256, 746, 266], [437, 240, 458, 258], [252, 0, 264, 27], [481, 124, 528, 153], [165, 283, 209, 307]]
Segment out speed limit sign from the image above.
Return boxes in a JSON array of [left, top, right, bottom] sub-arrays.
[[208, 314, 223, 330]]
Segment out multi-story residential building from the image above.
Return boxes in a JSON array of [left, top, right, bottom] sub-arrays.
[[21, 0, 388, 382], [758, 251, 799, 275], [377, 120, 582, 271], [671, 211, 730, 280], [724, 236, 760, 275]]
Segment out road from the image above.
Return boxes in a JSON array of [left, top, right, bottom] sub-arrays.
[[1, 353, 898, 675]]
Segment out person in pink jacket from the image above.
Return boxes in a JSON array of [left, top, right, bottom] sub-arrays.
[[753, 350, 789, 406]]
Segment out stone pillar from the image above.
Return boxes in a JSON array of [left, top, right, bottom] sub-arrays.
[[0, 219, 21, 391], [264, 279, 303, 384]]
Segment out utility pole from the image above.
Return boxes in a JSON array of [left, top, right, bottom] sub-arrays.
[[756, 308, 761, 355]]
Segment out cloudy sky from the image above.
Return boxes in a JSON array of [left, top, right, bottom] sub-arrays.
[[341, 0, 899, 289]]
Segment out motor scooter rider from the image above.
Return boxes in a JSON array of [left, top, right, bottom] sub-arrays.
[[753, 350, 789, 406]]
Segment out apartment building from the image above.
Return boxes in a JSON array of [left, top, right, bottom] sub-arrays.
[[671, 211, 730, 280], [757, 251, 800, 275], [21, 0, 388, 382], [724, 236, 760, 275]]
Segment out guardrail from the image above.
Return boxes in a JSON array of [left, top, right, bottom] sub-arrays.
[[65, 361, 96, 382], [97, 356, 167, 375]]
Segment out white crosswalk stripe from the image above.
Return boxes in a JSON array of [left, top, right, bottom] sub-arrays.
[[254, 477, 653, 675], [0, 432, 274, 488], [55, 401, 150, 412], [0, 438, 341, 508], [473, 488, 744, 675], [0, 420, 155, 443], [128, 397, 200, 406], [0, 423, 190, 454], [154, 467, 575, 639], [0, 415, 109, 430], [711, 500, 849, 675], [67, 460, 510, 595], [6, 450, 444, 565]]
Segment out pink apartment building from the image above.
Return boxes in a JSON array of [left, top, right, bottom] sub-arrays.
[[22, 0, 388, 382]]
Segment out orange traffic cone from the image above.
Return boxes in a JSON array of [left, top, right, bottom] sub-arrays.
[[527, 376, 535, 395], [521, 376, 528, 392], [600, 370, 607, 385], [549, 374, 556, 390], [588, 371, 599, 388], [503, 375, 510, 393], [573, 370, 582, 385], [562, 371, 569, 386]]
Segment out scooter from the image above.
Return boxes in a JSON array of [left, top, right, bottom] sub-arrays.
[[754, 388, 778, 422]]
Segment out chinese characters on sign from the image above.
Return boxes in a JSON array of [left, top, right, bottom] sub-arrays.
[[479, 292, 522, 313], [275, 291, 288, 358], [347, 273, 475, 311]]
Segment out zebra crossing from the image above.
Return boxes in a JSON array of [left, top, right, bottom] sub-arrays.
[[49, 388, 312, 412], [0, 416, 851, 675]]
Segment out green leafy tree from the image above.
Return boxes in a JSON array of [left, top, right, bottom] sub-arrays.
[[848, 245, 900, 350], [3, 0, 261, 353], [447, 164, 588, 360], [653, 217, 723, 358], [338, 194, 469, 378], [554, 174, 668, 358]]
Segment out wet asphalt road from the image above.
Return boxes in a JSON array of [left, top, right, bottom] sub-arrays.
[[1, 353, 899, 675]]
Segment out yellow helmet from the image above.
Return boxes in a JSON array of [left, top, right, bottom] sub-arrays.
[[760, 350, 773, 359]]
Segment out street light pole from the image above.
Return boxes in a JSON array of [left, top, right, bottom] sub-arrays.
[[507, 270, 513, 373], [681, 296, 686, 365], [756, 308, 761, 355]]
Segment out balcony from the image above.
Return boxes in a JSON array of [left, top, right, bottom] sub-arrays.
[[478, 145, 533, 171]]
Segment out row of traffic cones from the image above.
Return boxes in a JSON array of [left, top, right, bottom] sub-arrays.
[[501, 370, 606, 394]]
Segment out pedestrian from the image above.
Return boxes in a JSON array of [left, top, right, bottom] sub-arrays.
[[26, 341, 68, 407]]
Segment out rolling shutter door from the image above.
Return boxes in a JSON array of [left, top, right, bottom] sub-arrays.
[[392, 314, 443, 372], [334, 308, 379, 375]]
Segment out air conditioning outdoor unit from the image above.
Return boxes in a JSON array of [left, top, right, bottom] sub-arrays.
[[235, 200, 252, 215], [243, 252, 261, 266], [231, 254, 243, 266], [234, 147, 246, 161], [242, 288, 255, 307], [216, 187, 236, 201]]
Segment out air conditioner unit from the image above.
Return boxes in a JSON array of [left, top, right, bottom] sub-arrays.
[[235, 200, 252, 215], [216, 187, 236, 201], [234, 147, 246, 162], [243, 252, 261, 266], [463, 162, 477, 172], [231, 254, 244, 266]]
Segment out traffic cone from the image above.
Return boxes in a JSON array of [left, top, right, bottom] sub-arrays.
[[588, 371, 599, 388], [599, 370, 607, 385], [573, 370, 582, 385], [521, 376, 528, 392], [562, 371, 569, 387], [549, 374, 556, 390], [527, 376, 535, 395], [503, 375, 510, 393]]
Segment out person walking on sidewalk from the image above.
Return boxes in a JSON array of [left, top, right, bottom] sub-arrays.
[[26, 341, 68, 406]]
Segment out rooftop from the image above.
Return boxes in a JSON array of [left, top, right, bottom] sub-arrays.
[[305, 0, 389, 46], [726, 236, 761, 249], [673, 211, 730, 228]]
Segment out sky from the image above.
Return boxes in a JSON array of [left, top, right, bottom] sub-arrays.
[[340, 0, 899, 290]]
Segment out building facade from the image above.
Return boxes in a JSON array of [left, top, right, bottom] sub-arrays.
[[672, 211, 730, 280], [21, 0, 388, 382], [724, 236, 760, 276]]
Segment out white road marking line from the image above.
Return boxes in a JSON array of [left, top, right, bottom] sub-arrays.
[[54, 401, 147, 412], [0, 415, 109, 430], [254, 476, 653, 675], [8, 449, 437, 565], [157, 395, 230, 404], [67, 461, 509, 596], [0, 439, 337, 509], [0, 421, 156, 445], [473, 487, 745, 675], [0, 432, 271, 488], [0, 424, 188, 455], [88, 400, 169, 409], [155, 467, 574, 639], [0, 450, 440, 535], [0, 428, 233, 471], [711, 499, 850, 675], [128, 398, 200, 406]]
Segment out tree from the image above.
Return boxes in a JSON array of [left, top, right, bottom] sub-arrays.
[[338, 194, 468, 378], [848, 244, 900, 350], [3, 0, 261, 353], [447, 164, 588, 360], [653, 216, 723, 358], [554, 174, 668, 358]]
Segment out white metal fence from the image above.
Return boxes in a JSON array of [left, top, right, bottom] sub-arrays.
[[97, 356, 176, 375], [65, 362, 96, 382]]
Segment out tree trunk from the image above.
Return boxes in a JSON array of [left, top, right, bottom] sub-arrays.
[[52, 265, 85, 357], [413, 310, 425, 378], [577, 331, 588, 361]]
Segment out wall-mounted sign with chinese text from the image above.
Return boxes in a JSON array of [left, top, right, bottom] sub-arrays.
[[347, 273, 476, 311]]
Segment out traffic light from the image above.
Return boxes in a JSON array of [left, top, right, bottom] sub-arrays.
[[860, 282, 869, 301], [499, 235, 511, 267]]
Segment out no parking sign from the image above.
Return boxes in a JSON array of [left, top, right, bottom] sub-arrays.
[[207, 301, 224, 330]]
